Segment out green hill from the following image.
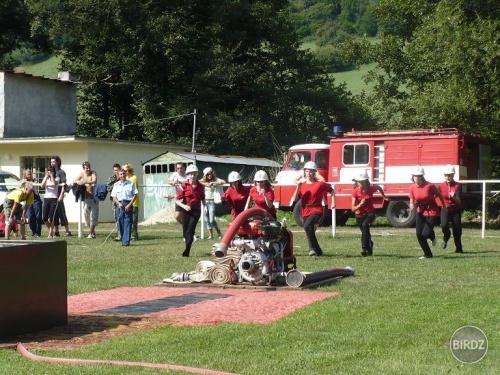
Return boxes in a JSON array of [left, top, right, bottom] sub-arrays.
[[331, 63, 376, 96], [16, 55, 62, 79], [19, 54, 373, 96]]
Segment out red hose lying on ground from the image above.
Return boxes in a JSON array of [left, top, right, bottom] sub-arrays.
[[14, 343, 239, 375]]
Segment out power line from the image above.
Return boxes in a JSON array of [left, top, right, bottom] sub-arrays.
[[123, 112, 195, 127]]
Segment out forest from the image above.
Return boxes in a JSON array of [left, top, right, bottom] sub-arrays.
[[1, 0, 499, 174]]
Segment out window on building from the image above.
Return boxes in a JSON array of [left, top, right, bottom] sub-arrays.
[[343, 144, 369, 165], [20, 156, 51, 193]]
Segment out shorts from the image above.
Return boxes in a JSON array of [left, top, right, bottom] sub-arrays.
[[175, 204, 184, 212], [84, 198, 100, 226], [3, 199, 23, 223]]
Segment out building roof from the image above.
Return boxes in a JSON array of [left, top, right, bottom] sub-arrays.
[[2, 70, 77, 85], [0, 135, 190, 149], [143, 152, 281, 168]]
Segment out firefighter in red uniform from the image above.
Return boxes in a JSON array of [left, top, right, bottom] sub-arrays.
[[175, 165, 206, 257], [439, 165, 463, 253], [291, 161, 335, 256], [222, 171, 250, 219], [409, 166, 447, 259], [245, 170, 277, 219], [351, 170, 389, 257]]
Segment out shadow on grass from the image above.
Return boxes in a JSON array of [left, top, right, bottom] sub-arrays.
[[1, 314, 145, 349]]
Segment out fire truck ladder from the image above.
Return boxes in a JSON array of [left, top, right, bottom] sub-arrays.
[[373, 142, 385, 182]]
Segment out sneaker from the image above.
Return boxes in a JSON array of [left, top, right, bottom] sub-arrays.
[[419, 256, 432, 259], [207, 236, 213, 240], [309, 250, 317, 256], [193, 235, 197, 242], [441, 240, 447, 249], [114, 236, 121, 242], [361, 250, 368, 257], [218, 234, 223, 240], [87, 233, 96, 239], [455, 249, 464, 253], [54, 232, 60, 237], [431, 237, 437, 246], [64, 232, 72, 237]]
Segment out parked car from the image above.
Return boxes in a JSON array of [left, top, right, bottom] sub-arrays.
[[0, 171, 22, 211]]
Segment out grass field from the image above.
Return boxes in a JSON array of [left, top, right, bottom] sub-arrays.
[[0, 218, 498, 374]]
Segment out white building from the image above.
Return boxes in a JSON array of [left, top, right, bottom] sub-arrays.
[[0, 71, 190, 224]]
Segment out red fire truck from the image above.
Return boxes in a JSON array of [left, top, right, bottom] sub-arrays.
[[273, 128, 491, 228]]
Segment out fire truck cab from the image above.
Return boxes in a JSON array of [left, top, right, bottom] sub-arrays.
[[273, 128, 491, 228]]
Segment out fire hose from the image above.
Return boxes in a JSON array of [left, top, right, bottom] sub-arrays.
[[2, 343, 239, 375]]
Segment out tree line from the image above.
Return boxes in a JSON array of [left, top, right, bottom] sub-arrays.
[[1, 0, 499, 175]]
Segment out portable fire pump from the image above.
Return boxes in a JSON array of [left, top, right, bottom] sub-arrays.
[[213, 207, 296, 285]]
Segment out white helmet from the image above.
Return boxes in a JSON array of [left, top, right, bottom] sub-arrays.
[[228, 171, 241, 183], [254, 170, 269, 182], [411, 166, 425, 176], [186, 164, 199, 174], [203, 167, 213, 176], [443, 164, 455, 175], [303, 161, 318, 171], [353, 170, 369, 182]]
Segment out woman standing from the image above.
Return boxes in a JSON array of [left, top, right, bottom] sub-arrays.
[[245, 170, 276, 219], [222, 171, 251, 219], [351, 170, 389, 257], [22, 169, 43, 238], [409, 166, 447, 259], [439, 165, 463, 253], [41, 167, 60, 238], [175, 165, 206, 257], [291, 161, 335, 256], [199, 167, 225, 240]]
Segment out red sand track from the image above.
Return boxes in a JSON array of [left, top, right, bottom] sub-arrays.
[[68, 286, 338, 326], [5, 286, 339, 350]]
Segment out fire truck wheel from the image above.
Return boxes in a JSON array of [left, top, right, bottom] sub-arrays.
[[293, 200, 305, 227], [293, 200, 326, 227], [385, 200, 416, 228]]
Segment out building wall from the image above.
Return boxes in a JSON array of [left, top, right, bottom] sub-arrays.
[[0, 73, 76, 138]]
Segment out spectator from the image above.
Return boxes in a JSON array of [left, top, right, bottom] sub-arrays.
[[3, 182, 34, 240], [291, 161, 335, 257], [222, 171, 250, 219], [22, 168, 43, 238], [111, 169, 138, 246], [41, 167, 60, 238], [73, 161, 98, 238], [175, 165, 205, 257], [409, 166, 447, 259], [245, 170, 276, 219], [199, 167, 225, 239], [123, 163, 140, 241], [51, 156, 72, 237], [107, 163, 122, 241]]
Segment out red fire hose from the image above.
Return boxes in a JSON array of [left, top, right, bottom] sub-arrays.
[[214, 207, 269, 257], [7, 343, 239, 375]]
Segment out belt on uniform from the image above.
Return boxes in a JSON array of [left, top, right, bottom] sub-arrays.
[[304, 204, 322, 208]]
